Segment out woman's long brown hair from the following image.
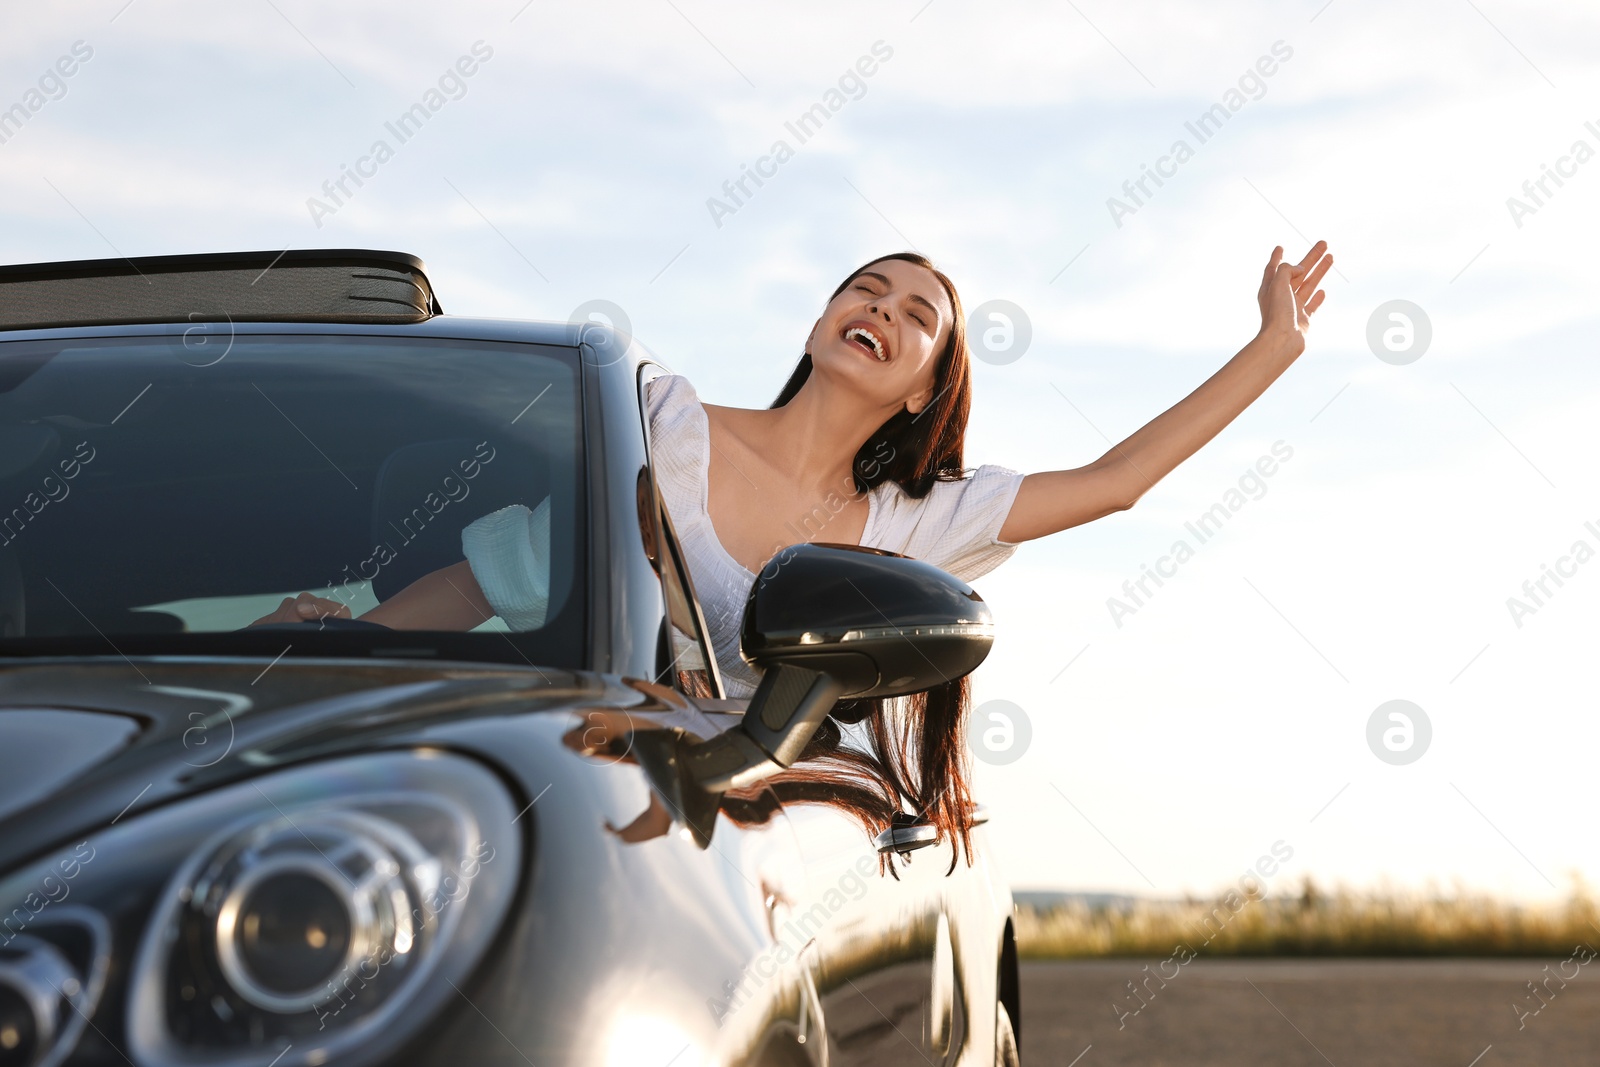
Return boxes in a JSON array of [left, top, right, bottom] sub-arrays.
[[759, 251, 981, 874]]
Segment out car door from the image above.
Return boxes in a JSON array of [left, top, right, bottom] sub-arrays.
[[777, 796, 966, 1066], [634, 366, 831, 1064]]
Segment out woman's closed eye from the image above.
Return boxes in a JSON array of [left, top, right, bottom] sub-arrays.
[[855, 282, 930, 328]]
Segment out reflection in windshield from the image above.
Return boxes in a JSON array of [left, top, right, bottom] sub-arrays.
[[0, 334, 581, 666]]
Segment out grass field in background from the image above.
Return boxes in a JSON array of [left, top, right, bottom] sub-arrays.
[[1015, 878, 1600, 959]]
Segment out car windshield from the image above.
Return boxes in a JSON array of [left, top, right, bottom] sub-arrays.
[[0, 332, 584, 669]]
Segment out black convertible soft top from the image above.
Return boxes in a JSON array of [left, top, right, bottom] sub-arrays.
[[0, 248, 442, 331]]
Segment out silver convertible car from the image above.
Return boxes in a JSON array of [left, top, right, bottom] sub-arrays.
[[0, 250, 1022, 1066]]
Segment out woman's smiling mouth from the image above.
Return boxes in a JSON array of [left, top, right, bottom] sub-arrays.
[[841, 321, 890, 362]]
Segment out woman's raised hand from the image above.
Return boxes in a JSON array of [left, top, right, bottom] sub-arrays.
[[248, 591, 352, 626], [1257, 240, 1332, 356]]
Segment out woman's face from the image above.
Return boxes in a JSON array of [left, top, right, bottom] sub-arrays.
[[808, 258, 953, 414]]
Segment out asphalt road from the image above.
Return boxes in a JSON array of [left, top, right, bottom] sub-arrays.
[[1021, 959, 1600, 1065]]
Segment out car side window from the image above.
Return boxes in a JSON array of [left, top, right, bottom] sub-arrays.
[[637, 368, 724, 701]]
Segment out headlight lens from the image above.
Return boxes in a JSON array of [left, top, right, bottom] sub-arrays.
[[0, 752, 522, 1067], [227, 864, 356, 1003], [201, 809, 433, 1016]]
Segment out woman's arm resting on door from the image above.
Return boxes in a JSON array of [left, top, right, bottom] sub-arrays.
[[997, 241, 1332, 545]]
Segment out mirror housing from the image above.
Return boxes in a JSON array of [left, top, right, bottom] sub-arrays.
[[686, 543, 994, 792]]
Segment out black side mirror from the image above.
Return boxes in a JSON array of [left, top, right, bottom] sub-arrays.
[[685, 543, 994, 792]]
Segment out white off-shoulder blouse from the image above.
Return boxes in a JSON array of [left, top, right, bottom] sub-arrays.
[[459, 373, 1026, 701], [641, 372, 1026, 699]]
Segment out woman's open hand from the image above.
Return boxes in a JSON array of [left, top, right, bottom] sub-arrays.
[[248, 591, 352, 627], [1258, 240, 1332, 357]]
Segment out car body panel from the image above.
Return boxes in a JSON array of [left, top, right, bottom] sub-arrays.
[[0, 303, 1016, 1065]]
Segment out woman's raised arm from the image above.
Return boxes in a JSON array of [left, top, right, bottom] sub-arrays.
[[998, 241, 1332, 544]]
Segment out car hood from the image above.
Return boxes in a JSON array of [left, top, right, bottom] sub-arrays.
[[0, 656, 660, 870]]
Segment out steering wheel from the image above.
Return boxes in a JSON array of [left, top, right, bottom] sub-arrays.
[[244, 618, 394, 632]]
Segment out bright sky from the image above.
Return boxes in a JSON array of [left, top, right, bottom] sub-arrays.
[[4, 0, 1597, 902]]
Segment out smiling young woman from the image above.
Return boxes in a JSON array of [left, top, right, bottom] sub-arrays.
[[250, 242, 1333, 867], [645, 242, 1331, 867]]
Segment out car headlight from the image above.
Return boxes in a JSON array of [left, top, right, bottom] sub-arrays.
[[198, 809, 438, 1017], [0, 913, 110, 1067], [0, 751, 523, 1067]]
